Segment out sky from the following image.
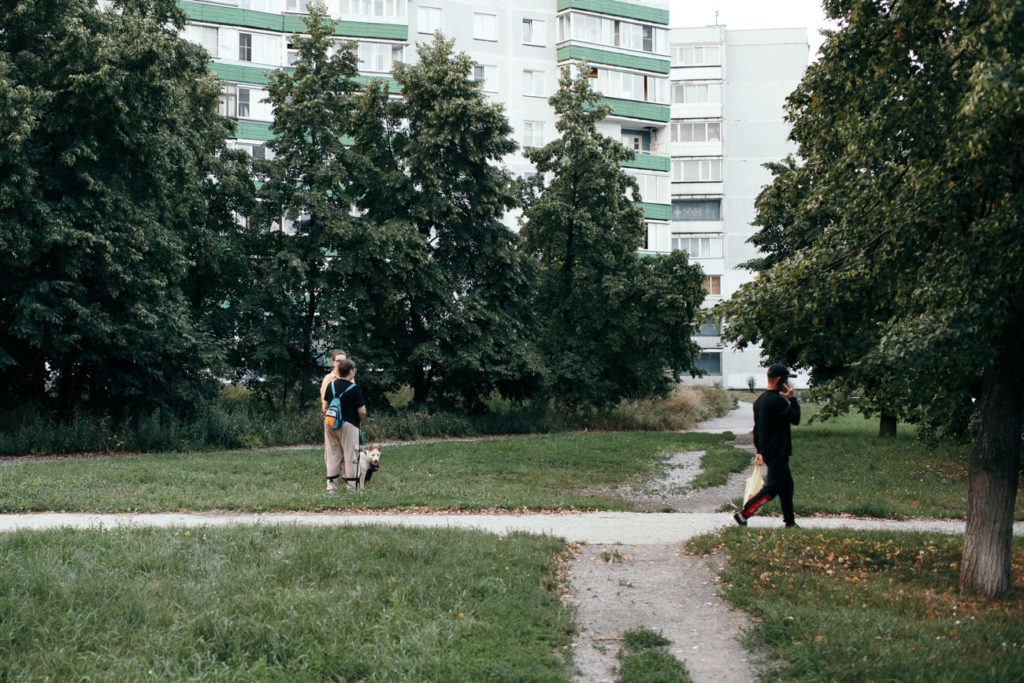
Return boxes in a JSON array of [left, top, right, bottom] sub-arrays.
[[670, 0, 838, 59]]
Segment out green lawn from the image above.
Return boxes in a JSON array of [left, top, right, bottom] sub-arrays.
[[0, 432, 735, 513], [0, 525, 573, 681], [689, 528, 1024, 682]]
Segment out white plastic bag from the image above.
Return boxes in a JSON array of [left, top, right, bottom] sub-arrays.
[[743, 465, 766, 505]]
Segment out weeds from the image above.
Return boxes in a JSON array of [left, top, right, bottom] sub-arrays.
[[616, 628, 692, 682]]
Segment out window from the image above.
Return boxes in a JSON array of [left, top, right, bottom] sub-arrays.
[[674, 45, 721, 66], [695, 352, 722, 375], [523, 121, 544, 148], [672, 235, 722, 258], [702, 275, 722, 296], [418, 6, 441, 34], [286, 0, 308, 12], [696, 318, 722, 336], [239, 32, 252, 62], [349, 0, 403, 19], [237, 87, 251, 118], [220, 84, 270, 121], [630, 172, 668, 204], [286, 41, 299, 65], [671, 120, 721, 143], [592, 68, 668, 104], [472, 64, 495, 91], [672, 199, 721, 220], [671, 82, 722, 104], [228, 141, 270, 160], [184, 25, 219, 57], [358, 41, 403, 73], [673, 158, 722, 182], [522, 69, 544, 97], [473, 13, 497, 41], [522, 18, 545, 45], [219, 85, 237, 119]]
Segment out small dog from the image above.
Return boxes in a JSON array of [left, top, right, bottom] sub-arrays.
[[356, 444, 381, 489]]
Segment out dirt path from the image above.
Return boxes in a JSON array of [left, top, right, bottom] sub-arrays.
[[567, 434, 761, 682]]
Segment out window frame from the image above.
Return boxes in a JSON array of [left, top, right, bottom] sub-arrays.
[[473, 12, 498, 42], [522, 18, 545, 46], [418, 6, 441, 34], [238, 32, 253, 62]]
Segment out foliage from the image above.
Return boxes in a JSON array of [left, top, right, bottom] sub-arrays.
[[702, 528, 1024, 681], [0, 0, 237, 416], [715, 0, 1024, 598], [521, 64, 705, 408], [0, 526, 573, 680], [350, 36, 539, 407], [230, 5, 364, 407]]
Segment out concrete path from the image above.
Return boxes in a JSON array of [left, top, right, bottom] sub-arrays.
[[3, 509, 1021, 540]]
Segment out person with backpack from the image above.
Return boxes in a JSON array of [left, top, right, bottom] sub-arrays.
[[320, 357, 366, 492]]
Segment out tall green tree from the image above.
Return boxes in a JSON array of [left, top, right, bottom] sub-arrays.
[[237, 3, 364, 406], [351, 36, 539, 406], [521, 65, 704, 407], [0, 0, 235, 415], [718, 0, 1024, 599]]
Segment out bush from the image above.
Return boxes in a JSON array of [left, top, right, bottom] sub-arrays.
[[0, 383, 736, 455]]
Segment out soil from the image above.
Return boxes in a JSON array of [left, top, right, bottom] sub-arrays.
[[566, 434, 763, 682]]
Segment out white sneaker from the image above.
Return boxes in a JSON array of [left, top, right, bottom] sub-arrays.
[[327, 478, 339, 492]]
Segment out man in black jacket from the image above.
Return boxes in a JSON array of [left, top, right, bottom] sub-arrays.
[[734, 364, 801, 528]]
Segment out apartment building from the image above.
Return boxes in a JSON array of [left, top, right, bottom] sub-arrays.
[[669, 26, 808, 389], [177, 0, 807, 389]]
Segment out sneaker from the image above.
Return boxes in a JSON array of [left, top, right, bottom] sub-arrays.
[[733, 512, 747, 527], [785, 521, 799, 528], [327, 478, 339, 493]]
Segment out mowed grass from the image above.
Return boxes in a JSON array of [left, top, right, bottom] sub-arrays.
[[0, 525, 573, 681], [689, 528, 1024, 682], [0, 432, 734, 513], [734, 406, 1024, 520]]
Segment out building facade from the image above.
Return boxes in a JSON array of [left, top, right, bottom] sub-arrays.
[[177, 0, 808, 389]]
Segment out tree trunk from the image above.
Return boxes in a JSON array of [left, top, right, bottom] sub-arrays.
[[878, 414, 897, 437], [959, 347, 1023, 599]]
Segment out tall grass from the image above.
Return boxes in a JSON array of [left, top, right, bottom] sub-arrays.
[[0, 385, 737, 456], [0, 525, 574, 681]]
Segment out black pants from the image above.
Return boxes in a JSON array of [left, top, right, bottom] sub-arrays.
[[741, 468, 795, 525]]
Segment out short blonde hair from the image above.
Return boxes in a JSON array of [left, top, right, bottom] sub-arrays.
[[331, 349, 347, 362]]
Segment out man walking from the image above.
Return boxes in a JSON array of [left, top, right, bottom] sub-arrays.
[[734, 363, 801, 528]]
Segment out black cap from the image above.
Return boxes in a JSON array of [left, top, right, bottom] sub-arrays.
[[767, 363, 797, 379]]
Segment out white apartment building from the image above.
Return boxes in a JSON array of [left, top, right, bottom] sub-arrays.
[[177, 0, 808, 389], [669, 25, 809, 390]]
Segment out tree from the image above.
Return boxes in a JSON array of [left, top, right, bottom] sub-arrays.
[[0, 0, 235, 415], [237, 3, 364, 406], [351, 36, 539, 407], [717, 0, 1024, 599], [521, 65, 705, 407]]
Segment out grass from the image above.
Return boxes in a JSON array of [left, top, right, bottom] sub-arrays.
[[687, 528, 1024, 681], [0, 525, 574, 681], [732, 405, 1024, 520], [616, 629, 692, 682], [0, 432, 738, 513]]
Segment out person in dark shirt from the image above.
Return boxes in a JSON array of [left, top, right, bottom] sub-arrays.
[[321, 358, 366, 492], [734, 363, 801, 528]]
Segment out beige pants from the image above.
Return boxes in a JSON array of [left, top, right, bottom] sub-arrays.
[[324, 422, 359, 488]]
